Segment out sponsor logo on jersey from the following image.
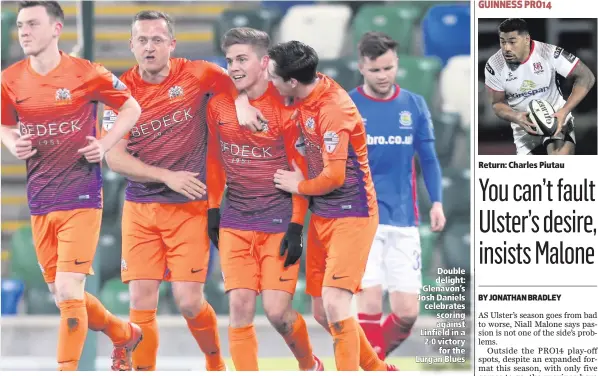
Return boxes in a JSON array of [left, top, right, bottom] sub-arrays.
[[130, 107, 193, 138], [507, 80, 549, 100], [520, 80, 536, 92], [366, 134, 413, 146]]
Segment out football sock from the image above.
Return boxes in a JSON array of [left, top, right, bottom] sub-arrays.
[[329, 317, 360, 371], [383, 313, 416, 356], [85, 292, 131, 345], [280, 312, 316, 370], [358, 312, 385, 360], [184, 301, 226, 371], [229, 324, 259, 371], [130, 308, 158, 371], [357, 322, 388, 370], [57, 299, 88, 371]]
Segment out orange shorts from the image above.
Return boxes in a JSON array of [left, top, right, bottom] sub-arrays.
[[121, 200, 211, 283], [219, 228, 300, 294], [305, 213, 378, 297], [31, 208, 101, 284]]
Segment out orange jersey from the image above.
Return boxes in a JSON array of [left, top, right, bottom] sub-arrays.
[[102, 58, 235, 203], [207, 83, 308, 233], [1, 52, 131, 215], [294, 73, 377, 218]]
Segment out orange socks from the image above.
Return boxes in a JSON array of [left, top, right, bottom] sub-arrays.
[[185, 301, 226, 371], [329, 317, 360, 371], [281, 313, 316, 370], [130, 309, 158, 371], [85, 292, 131, 346], [357, 323, 388, 371], [229, 324, 259, 371], [57, 299, 88, 371]]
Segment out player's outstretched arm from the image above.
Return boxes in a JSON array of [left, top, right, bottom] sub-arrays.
[[98, 97, 141, 153]]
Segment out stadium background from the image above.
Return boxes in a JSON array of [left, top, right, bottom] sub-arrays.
[[0, 0, 471, 371], [477, 18, 598, 155]]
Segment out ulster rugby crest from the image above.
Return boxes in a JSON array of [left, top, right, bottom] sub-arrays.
[[55, 88, 72, 105]]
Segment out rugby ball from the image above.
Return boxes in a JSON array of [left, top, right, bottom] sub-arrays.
[[527, 99, 557, 136]]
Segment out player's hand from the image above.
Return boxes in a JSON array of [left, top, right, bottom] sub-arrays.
[[14, 133, 37, 160], [235, 96, 268, 133], [430, 202, 446, 232], [551, 108, 570, 137], [280, 222, 303, 267], [77, 136, 105, 163], [207, 208, 221, 249], [515, 112, 538, 135], [274, 160, 305, 194], [162, 170, 207, 200]]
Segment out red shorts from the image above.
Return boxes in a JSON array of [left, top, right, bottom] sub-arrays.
[[219, 228, 299, 294], [305, 213, 378, 297], [31, 208, 102, 283], [121, 201, 211, 283]]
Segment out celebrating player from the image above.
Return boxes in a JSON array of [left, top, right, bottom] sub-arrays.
[[0, 1, 143, 371], [102, 11, 262, 371], [206, 27, 323, 372], [349, 32, 446, 360], [268, 40, 397, 371], [485, 18, 595, 155]]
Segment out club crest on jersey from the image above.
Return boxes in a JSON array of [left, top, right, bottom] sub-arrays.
[[323, 131, 339, 153], [399, 111, 413, 128], [305, 117, 315, 131], [533, 62, 544, 74], [120, 258, 128, 272], [55, 88, 72, 105], [168, 85, 184, 100]]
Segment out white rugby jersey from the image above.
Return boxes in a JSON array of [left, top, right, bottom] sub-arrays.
[[484, 40, 579, 154]]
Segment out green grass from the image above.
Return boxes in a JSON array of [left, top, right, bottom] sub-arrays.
[[222, 357, 471, 371]]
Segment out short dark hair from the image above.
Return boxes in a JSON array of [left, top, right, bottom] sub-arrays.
[[18, 1, 64, 23], [132, 10, 175, 38], [221, 27, 270, 55], [358, 32, 398, 60], [498, 18, 529, 35], [267, 41, 318, 84]]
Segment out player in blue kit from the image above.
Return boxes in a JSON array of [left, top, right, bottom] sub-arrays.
[[349, 32, 447, 359]]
